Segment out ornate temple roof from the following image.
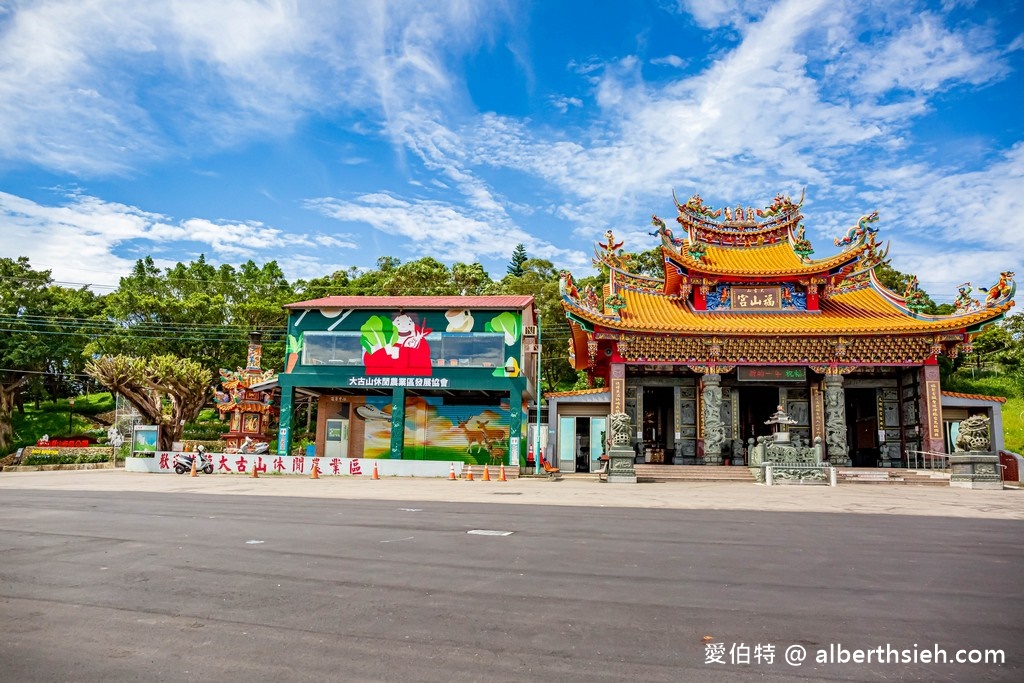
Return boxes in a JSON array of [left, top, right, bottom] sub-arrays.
[[564, 283, 1013, 336], [562, 190, 1015, 369], [664, 240, 865, 278]]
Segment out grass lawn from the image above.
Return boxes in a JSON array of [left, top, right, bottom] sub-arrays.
[[1001, 397, 1024, 453], [8, 392, 115, 454]]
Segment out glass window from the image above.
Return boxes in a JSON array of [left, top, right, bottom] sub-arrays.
[[302, 330, 506, 368], [437, 333, 505, 368], [303, 332, 364, 366]]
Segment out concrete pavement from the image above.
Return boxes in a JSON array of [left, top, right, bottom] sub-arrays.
[[1, 469, 1022, 519]]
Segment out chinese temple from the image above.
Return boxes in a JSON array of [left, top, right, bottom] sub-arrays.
[[212, 331, 278, 451], [558, 191, 1015, 469]]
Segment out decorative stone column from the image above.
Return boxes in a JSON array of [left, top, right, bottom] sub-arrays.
[[823, 374, 850, 466], [607, 412, 636, 483], [701, 373, 724, 465]]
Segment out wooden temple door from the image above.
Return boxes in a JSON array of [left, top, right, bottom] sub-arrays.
[[847, 388, 879, 467]]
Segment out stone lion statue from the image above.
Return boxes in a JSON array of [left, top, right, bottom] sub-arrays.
[[954, 415, 991, 452]]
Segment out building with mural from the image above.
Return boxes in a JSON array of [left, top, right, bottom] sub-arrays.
[[557, 191, 1015, 470], [275, 296, 537, 467]]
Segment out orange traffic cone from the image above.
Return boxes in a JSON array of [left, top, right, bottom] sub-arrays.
[[482, 465, 491, 481], [465, 465, 474, 481], [448, 463, 457, 480], [372, 461, 380, 480], [190, 456, 198, 477], [311, 464, 319, 479], [499, 464, 507, 482], [251, 462, 259, 478]]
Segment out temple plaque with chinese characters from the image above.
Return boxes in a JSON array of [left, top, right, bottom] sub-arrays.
[[731, 286, 781, 310]]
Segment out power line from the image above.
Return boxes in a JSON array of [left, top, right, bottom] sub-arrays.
[[0, 326, 285, 343], [0, 367, 91, 378]]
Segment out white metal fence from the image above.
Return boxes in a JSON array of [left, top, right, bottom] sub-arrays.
[[904, 449, 949, 470]]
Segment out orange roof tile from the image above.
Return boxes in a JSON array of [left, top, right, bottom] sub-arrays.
[[544, 388, 610, 398], [566, 285, 1012, 336], [667, 241, 862, 277], [941, 391, 1007, 403]]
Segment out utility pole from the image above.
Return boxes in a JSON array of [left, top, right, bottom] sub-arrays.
[[534, 313, 542, 469]]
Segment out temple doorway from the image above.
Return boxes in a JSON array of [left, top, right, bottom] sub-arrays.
[[846, 388, 879, 467], [642, 386, 674, 463], [739, 386, 780, 443]]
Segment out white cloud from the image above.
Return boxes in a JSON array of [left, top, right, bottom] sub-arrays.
[[672, 0, 775, 30], [0, 0, 512, 175], [304, 192, 584, 269], [551, 96, 584, 113], [852, 142, 1024, 296], [650, 54, 687, 68], [843, 13, 1005, 96], [0, 189, 348, 288]]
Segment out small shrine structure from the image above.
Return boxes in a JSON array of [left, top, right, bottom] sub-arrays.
[[213, 332, 278, 451], [558, 190, 1015, 470]]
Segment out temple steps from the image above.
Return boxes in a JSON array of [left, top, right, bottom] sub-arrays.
[[836, 468, 950, 486], [634, 464, 756, 483]]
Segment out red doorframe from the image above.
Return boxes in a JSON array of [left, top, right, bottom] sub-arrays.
[[999, 451, 1019, 482]]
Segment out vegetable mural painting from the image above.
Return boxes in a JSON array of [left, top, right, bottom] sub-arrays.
[[486, 312, 522, 377], [360, 316, 396, 357], [285, 332, 304, 372], [487, 312, 520, 345], [362, 314, 432, 376]]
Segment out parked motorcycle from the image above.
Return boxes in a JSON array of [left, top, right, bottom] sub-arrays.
[[238, 436, 269, 456], [174, 445, 214, 475]]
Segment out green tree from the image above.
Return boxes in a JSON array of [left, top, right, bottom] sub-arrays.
[[0, 258, 52, 451], [452, 262, 498, 296], [226, 260, 294, 369], [874, 263, 942, 314], [628, 246, 665, 279], [95, 255, 284, 374], [85, 354, 211, 451], [0, 258, 102, 451], [294, 268, 357, 300], [507, 244, 528, 277], [498, 258, 576, 392]]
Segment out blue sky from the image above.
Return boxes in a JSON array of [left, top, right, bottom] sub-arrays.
[[1, 0, 1023, 304]]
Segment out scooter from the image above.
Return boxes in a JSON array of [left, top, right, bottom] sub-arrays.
[[174, 445, 214, 475], [238, 436, 269, 456]]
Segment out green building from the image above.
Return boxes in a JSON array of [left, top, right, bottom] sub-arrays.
[[276, 296, 538, 467]]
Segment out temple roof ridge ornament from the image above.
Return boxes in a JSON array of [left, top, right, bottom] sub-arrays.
[[833, 210, 880, 250], [593, 229, 631, 271], [672, 188, 805, 236], [867, 268, 1016, 321]]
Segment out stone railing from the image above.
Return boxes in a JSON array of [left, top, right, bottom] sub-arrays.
[[749, 435, 834, 485]]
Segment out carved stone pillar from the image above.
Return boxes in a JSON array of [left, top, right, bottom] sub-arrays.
[[701, 373, 724, 465], [607, 411, 637, 483], [823, 374, 850, 466]]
